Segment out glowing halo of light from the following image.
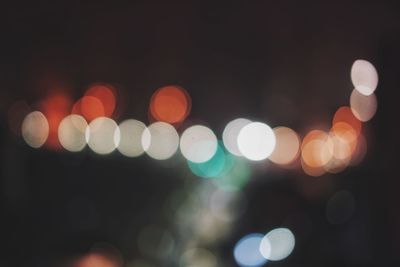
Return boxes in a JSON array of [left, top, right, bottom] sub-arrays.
[[350, 89, 377, 122], [237, 122, 276, 161], [269, 126, 300, 165], [149, 85, 191, 125], [58, 114, 88, 152], [350, 59, 378, 96], [85, 83, 117, 117], [222, 118, 252, 156], [180, 125, 218, 163], [234, 233, 267, 267], [332, 106, 362, 137], [141, 121, 179, 160], [116, 119, 146, 157], [180, 248, 217, 267], [72, 96, 105, 122], [260, 228, 295, 261], [21, 111, 49, 148], [86, 117, 119, 155]]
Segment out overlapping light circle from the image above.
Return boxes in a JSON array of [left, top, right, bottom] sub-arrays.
[[21, 111, 49, 148], [222, 118, 251, 156], [180, 125, 218, 163], [350, 59, 378, 96], [260, 228, 295, 261], [117, 119, 146, 157], [141, 122, 179, 160], [58, 114, 88, 152], [234, 233, 267, 267], [86, 117, 119, 155]]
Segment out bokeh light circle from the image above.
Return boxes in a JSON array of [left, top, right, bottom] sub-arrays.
[[350, 89, 377, 122], [141, 122, 179, 160], [116, 119, 146, 157], [180, 125, 218, 163], [237, 122, 276, 161], [86, 117, 119, 155], [21, 111, 49, 148], [222, 118, 252, 156], [234, 233, 267, 267], [269, 126, 300, 165], [350, 59, 378, 96], [260, 228, 295, 261], [58, 114, 88, 152]]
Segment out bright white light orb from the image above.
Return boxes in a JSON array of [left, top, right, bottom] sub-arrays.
[[86, 117, 119, 155], [180, 125, 217, 163], [21, 111, 49, 148], [116, 119, 146, 157], [234, 233, 267, 267], [58, 115, 88, 152], [141, 122, 179, 160], [222, 118, 252, 156], [260, 228, 295, 261], [237, 122, 276, 161], [350, 59, 378, 96]]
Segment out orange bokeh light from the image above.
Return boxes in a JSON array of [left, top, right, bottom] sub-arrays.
[[85, 84, 117, 117], [149, 85, 191, 125], [39, 93, 72, 150], [73, 253, 119, 267], [332, 106, 362, 137], [72, 96, 105, 122]]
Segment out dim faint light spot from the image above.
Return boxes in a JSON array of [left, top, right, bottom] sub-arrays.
[[180, 248, 217, 267], [326, 190, 355, 224], [234, 233, 267, 267], [210, 190, 246, 222], [237, 122, 276, 161], [85, 83, 117, 117], [350, 134, 367, 166], [141, 122, 179, 160], [269, 126, 300, 165], [86, 117, 119, 155], [260, 228, 295, 261], [149, 85, 191, 125], [21, 111, 49, 148], [350, 89, 377, 122], [58, 114, 88, 152], [73, 253, 119, 267], [351, 59, 378, 96], [222, 118, 252, 156], [137, 225, 175, 260], [116, 119, 146, 157], [212, 157, 251, 192], [180, 125, 218, 163]]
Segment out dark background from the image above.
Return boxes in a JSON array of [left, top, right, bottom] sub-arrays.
[[0, 1, 399, 266]]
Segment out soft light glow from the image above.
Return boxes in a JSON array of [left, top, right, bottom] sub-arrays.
[[72, 96, 105, 122], [141, 122, 179, 160], [351, 59, 378, 96], [234, 233, 267, 267], [180, 125, 218, 163], [237, 122, 276, 161], [21, 111, 49, 148], [58, 115, 88, 152], [73, 253, 119, 267], [85, 83, 117, 117], [333, 106, 362, 136], [137, 225, 175, 260], [210, 190, 246, 222], [222, 118, 252, 156], [260, 228, 295, 261], [350, 89, 377, 122], [269, 126, 300, 165], [116, 119, 146, 157], [86, 117, 119, 155], [301, 130, 333, 176], [149, 85, 191, 125], [180, 248, 217, 267], [213, 158, 251, 192]]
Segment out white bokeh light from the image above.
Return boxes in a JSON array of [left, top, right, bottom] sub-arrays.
[[350, 89, 377, 122], [21, 111, 49, 148], [222, 118, 251, 156], [180, 125, 218, 163], [86, 117, 119, 155], [260, 228, 295, 261], [141, 122, 179, 160], [237, 122, 276, 161], [116, 119, 146, 157], [350, 59, 378, 96], [58, 114, 88, 152]]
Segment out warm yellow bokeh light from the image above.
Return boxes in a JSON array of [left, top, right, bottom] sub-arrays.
[[58, 114, 88, 152], [269, 126, 300, 165]]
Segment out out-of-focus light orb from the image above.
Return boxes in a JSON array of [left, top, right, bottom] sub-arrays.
[[350, 59, 378, 96], [237, 122, 276, 161], [72, 96, 105, 122], [301, 130, 333, 176], [21, 111, 49, 148], [149, 85, 191, 125], [188, 142, 230, 178], [85, 83, 117, 117], [117, 119, 146, 157], [137, 225, 175, 260], [260, 228, 295, 261], [350, 89, 377, 122], [58, 115, 88, 152], [333, 106, 362, 136], [222, 118, 252, 156], [234, 233, 267, 267], [269, 126, 300, 165], [180, 248, 217, 267], [326, 190, 355, 224], [73, 253, 119, 267], [86, 117, 119, 155], [141, 122, 179, 160], [180, 125, 218, 163]]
